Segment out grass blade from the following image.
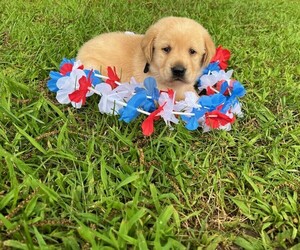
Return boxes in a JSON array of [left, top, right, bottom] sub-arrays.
[[115, 173, 140, 190], [14, 125, 47, 154]]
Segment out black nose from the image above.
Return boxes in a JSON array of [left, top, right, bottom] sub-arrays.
[[171, 66, 186, 78]]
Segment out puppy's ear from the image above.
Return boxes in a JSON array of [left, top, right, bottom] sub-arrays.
[[201, 31, 216, 67], [141, 27, 157, 63]]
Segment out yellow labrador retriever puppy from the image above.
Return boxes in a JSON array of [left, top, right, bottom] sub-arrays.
[[77, 16, 215, 100]]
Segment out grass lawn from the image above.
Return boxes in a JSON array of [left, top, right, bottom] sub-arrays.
[[1, 0, 300, 249]]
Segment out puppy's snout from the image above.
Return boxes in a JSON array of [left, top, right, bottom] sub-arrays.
[[171, 65, 186, 78]]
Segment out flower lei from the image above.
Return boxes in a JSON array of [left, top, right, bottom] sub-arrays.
[[47, 46, 246, 136]]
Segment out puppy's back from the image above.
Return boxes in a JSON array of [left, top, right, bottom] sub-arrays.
[[77, 32, 144, 75]]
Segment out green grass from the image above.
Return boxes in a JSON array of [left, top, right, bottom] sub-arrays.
[[1, 0, 300, 249]]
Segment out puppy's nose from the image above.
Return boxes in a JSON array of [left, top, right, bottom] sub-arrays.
[[171, 66, 186, 78]]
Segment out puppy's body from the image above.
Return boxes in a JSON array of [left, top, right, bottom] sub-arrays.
[[77, 32, 147, 82], [77, 17, 215, 100]]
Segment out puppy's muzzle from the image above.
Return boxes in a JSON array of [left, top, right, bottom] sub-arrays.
[[171, 65, 186, 79]]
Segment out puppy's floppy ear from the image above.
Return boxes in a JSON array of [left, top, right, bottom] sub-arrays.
[[201, 31, 216, 67], [141, 27, 157, 63]]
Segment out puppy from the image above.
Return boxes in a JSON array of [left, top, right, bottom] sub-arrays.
[[77, 16, 215, 100]]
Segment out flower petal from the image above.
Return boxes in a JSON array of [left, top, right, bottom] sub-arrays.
[[141, 104, 165, 136], [119, 90, 147, 123]]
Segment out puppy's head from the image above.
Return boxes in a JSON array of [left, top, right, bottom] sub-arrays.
[[141, 17, 215, 90]]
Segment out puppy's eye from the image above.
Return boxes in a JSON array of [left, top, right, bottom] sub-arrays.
[[189, 48, 197, 55], [162, 46, 171, 53]]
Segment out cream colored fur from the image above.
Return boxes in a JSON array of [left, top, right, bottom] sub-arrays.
[[77, 17, 215, 100]]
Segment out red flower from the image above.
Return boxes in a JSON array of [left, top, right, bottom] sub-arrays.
[[141, 103, 165, 136], [69, 71, 92, 105], [216, 80, 230, 95], [60, 63, 84, 76], [205, 110, 235, 129], [211, 46, 231, 70], [206, 81, 230, 96], [206, 86, 216, 95], [167, 89, 175, 99], [106, 66, 120, 89], [159, 89, 175, 99]]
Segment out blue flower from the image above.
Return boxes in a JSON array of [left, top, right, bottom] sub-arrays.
[[84, 69, 102, 86], [47, 58, 77, 93], [182, 93, 226, 130], [182, 107, 207, 130], [232, 81, 246, 97], [182, 93, 229, 130], [199, 93, 226, 111], [202, 62, 221, 75], [47, 71, 61, 92], [59, 58, 76, 68], [221, 81, 246, 113], [119, 90, 147, 123], [197, 62, 221, 87], [143, 77, 160, 101], [141, 99, 156, 113], [47, 58, 102, 93], [134, 87, 156, 112], [220, 81, 229, 95], [135, 77, 159, 112]]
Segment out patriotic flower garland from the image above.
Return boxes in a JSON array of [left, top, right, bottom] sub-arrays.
[[47, 46, 246, 136]]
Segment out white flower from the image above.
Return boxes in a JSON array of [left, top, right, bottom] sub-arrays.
[[198, 69, 234, 91], [174, 91, 201, 113], [212, 69, 234, 82], [158, 92, 178, 126], [113, 80, 142, 101], [72, 60, 83, 70], [56, 69, 86, 108], [95, 83, 125, 115], [231, 102, 243, 117], [198, 116, 210, 132]]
